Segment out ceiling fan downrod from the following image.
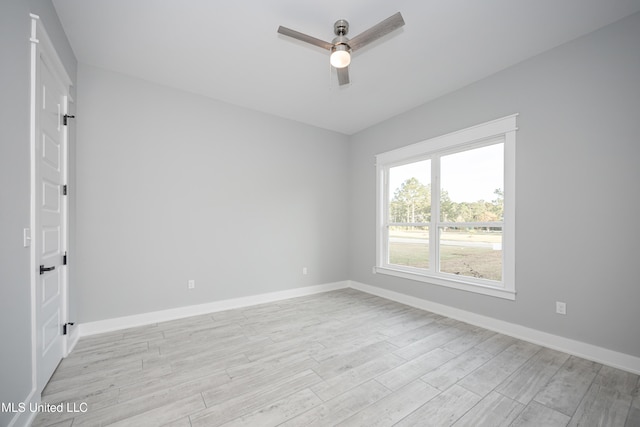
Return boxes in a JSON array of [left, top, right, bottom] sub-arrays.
[[334, 19, 349, 36]]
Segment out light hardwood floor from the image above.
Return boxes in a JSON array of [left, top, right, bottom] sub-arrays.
[[34, 289, 639, 426]]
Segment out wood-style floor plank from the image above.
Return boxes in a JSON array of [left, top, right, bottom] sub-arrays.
[[217, 388, 322, 427], [375, 347, 456, 391], [496, 346, 570, 405], [193, 369, 322, 427], [107, 394, 206, 427], [457, 340, 540, 397], [279, 380, 391, 426], [452, 391, 524, 427], [626, 387, 640, 427], [568, 381, 632, 427], [33, 289, 638, 426], [511, 400, 572, 427], [394, 384, 482, 427], [533, 355, 602, 416], [310, 353, 405, 401], [421, 347, 494, 390], [336, 380, 440, 427]]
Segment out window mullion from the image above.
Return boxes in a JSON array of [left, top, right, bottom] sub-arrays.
[[430, 155, 440, 273], [381, 167, 390, 267]]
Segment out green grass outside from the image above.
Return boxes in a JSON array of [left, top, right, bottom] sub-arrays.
[[388, 229, 502, 281]]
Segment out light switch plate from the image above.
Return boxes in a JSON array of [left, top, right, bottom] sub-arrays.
[[23, 228, 31, 247]]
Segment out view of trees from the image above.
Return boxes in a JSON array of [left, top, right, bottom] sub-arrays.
[[390, 178, 503, 224], [389, 178, 431, 223]]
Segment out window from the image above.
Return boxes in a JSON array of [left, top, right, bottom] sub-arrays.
[[376, 115, 517, 299]]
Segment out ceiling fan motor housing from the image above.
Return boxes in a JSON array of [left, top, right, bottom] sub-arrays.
[[332, 35, 351, 49]]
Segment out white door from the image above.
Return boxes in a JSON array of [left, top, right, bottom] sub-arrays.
[[31, 16, 70, 391]]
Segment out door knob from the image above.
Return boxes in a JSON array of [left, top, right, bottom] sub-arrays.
[[40, 265, 55, 275]]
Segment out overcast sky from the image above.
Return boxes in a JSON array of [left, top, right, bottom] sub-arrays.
[[389, 143, 503, 203]]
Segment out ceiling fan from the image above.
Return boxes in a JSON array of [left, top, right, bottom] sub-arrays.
[[277, 12, 405, 86]]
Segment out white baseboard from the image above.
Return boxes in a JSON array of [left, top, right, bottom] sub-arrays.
[[79, 281, 349, 337], [349, 280, 640, 375], [65, 326, 81, 355], [7, 387, 39, 427]]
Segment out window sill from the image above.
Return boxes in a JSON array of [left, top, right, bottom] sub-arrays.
[[374, 266, 516, 300]]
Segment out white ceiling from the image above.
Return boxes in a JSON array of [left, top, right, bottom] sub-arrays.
[[52, 0, 640, 135]]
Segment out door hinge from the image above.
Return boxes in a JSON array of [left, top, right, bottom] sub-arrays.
[[63, 185, 68, 195], [63, 322, 75, 335], [63, 251, 68, 265], [63, 114, 75, 126]]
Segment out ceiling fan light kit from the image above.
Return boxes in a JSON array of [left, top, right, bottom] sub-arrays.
[[278, 12, 405, 86], [330, 45, 351, 68]]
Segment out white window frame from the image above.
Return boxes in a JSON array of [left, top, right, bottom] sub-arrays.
[[375, 114, 517, 300]]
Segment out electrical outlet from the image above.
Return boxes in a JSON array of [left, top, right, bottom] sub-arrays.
[[302, 267, 308, 275], [556, 301, 566, 315], [188, 280, 195, 290]]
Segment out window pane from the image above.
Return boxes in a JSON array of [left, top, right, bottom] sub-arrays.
[[389, 160, 431, 223], [389, 226, 429, 269], [439, 227, 502, 281], [440, 143, 504, 222]]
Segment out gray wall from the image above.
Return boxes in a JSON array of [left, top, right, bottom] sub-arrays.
[[0, 0, 76, 425], [75, 64, 349, 322], [348, 12, 640, 358]]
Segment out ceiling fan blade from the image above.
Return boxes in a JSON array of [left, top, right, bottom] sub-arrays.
[[277, 26, 333, 50], [337, 66, 350, 86], [348, 12, 405, 51]]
